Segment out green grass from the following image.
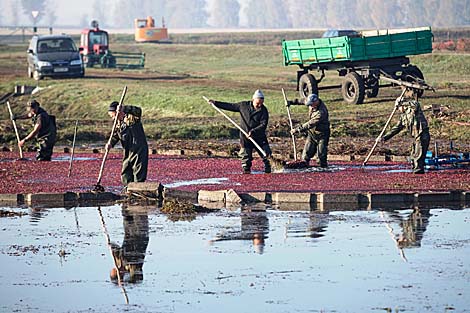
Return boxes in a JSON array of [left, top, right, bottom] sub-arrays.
[[1, 36, 470, 147]]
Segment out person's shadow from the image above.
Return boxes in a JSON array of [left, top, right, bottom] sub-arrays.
[[210, 209, 269, 254], [110, 204, 150, 283]]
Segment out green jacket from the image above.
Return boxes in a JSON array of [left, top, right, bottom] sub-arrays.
[[110, 105, 148, 151], [301, 100, 330, 134], [32, 107, 56, 139], [383, 100, 429, 141]]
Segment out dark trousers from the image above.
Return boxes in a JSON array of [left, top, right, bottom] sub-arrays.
[[36, 135, 56, 161], [302, 130, 330, 168], [412, 131, 430, 173], [239, 142, 272, 172], [122, 149, 148, 185]]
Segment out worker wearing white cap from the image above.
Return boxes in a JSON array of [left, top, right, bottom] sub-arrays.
[[288, 93, 330, 168], [208, 90, 272, 174]]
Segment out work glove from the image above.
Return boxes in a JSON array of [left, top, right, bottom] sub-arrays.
[[394, 98, 402, 107], [291, 125, 305, 135]]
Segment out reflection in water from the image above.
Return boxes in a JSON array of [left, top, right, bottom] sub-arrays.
[[394, 207, 432, 248], [210, 210, 269, 254], [285, 212, 329, 239], [110, 205, 150, 283], [382, 206, 433, 262]]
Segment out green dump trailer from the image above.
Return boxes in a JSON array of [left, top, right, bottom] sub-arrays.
[[282, 27, 433, 104]]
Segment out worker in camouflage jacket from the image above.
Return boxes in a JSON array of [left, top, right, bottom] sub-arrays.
[[208, 90, 272, 174], [288, 93, 330, 168], [381, 88, 430, 174], [14, 100, 57, 161], [106, 101, 148, 185]]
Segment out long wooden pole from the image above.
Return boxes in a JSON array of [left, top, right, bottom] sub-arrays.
[[67, 120, 78, 177], [97, 207, 129, 304], [362, 88, 407, 166], [281, 88, 297, 160], [203, 96, 267, 157], [95, 86, 127, 187], [6, 101, 24, 159]]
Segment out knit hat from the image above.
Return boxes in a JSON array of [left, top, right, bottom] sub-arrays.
[[108, 101, 119, 112], [306, 93, 319, 106], [252, 89, 264, 99], [28, 100, 40, 109]]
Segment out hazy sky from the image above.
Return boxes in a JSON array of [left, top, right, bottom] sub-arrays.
[[1, 0, 95, 26]]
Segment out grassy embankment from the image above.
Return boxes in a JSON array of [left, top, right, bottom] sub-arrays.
[[0, 31, 469, 154]]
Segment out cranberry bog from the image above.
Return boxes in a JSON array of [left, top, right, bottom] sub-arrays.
[[1, 151, 470, 195]]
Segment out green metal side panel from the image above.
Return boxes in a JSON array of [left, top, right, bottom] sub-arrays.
[[283, 27, 433, 66]]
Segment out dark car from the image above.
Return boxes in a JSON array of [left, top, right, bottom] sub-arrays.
[[322, 29, 361, 38], [27, 34, 85, 80]]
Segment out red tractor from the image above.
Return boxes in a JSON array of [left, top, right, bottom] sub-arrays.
[[79, 20, 116, 68]]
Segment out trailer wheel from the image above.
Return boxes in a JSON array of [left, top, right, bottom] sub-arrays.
[[342, 72, 365, 104], [403, 65, 425, 97], [299, 73, 318, 100], [365, 77, 379, 98]]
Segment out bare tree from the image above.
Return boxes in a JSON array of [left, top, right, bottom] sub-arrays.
[[207, 0, 240, 28], [166, 0, 208, 28], [45, 0, 57, 26], [92, 0, 108, 28], [21, 0, 46, 24]]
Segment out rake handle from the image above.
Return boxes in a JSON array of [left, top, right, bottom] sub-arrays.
[[6, 101, 24, 159], [96, 86, 127, 185], [282, 88, 297, 160], [363, 88, 407, 166]]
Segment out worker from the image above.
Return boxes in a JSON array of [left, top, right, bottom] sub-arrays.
[[13, 100, 56, 161], [208, 90, 272, 174], [381, 88, 430, 174], [288, 93, 330, 168], [105, 101, 148, 186]]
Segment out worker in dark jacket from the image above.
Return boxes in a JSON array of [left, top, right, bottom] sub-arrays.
[[381, 88, 430, 174], [106, 101, 148, 185], [288, 93, 330, 168], [209, 90, 272, 174], [14, 100, 56, 161]]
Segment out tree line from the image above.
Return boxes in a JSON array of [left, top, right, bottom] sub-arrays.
[[2, 0, 470, 29]]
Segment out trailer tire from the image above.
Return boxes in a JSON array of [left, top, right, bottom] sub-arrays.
[[299, 73, 318, 100], [403, 65, 425, 98], [365, 77, 379, 98], [342, 72, 365, 104]]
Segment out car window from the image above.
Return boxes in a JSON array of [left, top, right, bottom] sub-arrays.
[[37, 38, 77, 53]]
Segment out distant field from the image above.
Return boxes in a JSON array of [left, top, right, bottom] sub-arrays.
[[0, 30, 469, 155]]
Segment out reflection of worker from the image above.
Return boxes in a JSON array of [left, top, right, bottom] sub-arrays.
[[210, 210, 269, 254], [288, 94, 330, 168], [208, 90, 272, 174], [381, 88, 430, 174], [110, 206, 149, 283], [390, 207, 432, 248], [105, 102, 149, 186], [13, 100, 56, 161]]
